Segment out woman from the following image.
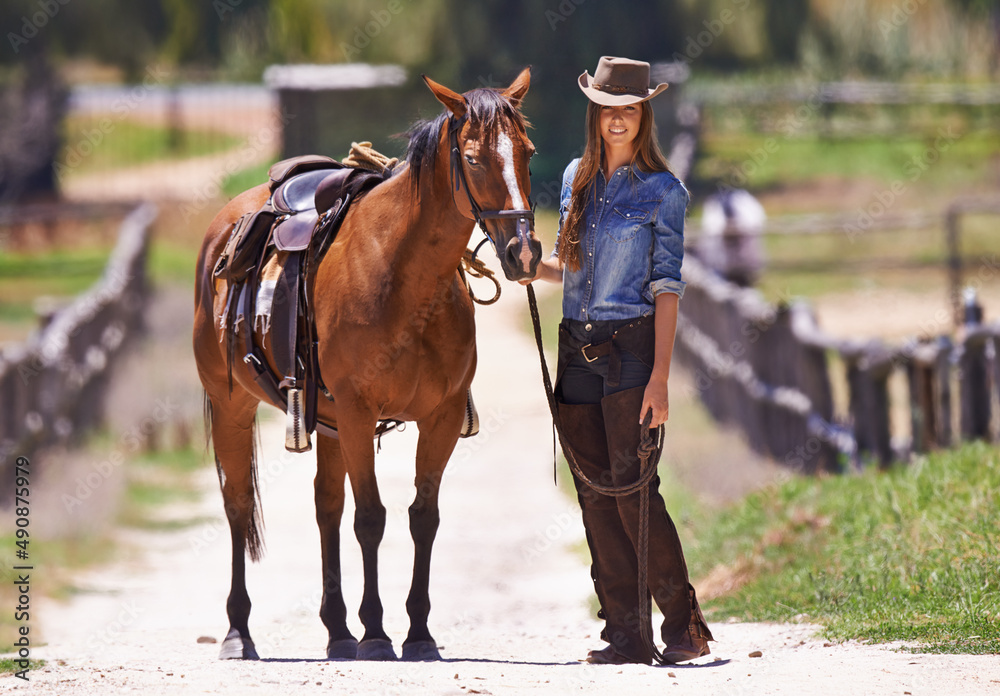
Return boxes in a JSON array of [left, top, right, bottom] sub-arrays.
[[522, 56, 713, 665]]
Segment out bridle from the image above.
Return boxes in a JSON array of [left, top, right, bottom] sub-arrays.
[[448, 115, 535, 256]]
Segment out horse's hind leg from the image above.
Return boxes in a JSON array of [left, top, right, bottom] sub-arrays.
[[401, 402, 464, 662], [314, 434, 358, 659], [206, 390, 263, 660]]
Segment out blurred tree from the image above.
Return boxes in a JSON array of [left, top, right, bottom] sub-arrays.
[[0, 52, 66, 202], [402, 0, 691, 189], [2, 0, 167, 78], [763, 0, 811, 63]]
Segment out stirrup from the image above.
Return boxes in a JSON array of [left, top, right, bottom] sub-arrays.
[[459, 388, 479, 438], [285, 386, 312, 452]]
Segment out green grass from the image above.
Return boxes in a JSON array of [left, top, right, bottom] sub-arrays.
[[115, 445, 208, 530], [60, 119, 243, 176], [695, 130, 1000, 213], [0, 533, 115, 656], [147, 240, 199, 286], [0, 443, 208, 665], [0, 658, 44, 675], [223, 161, 271, 200], [0, 247, 112, 342], [682, 441, 1000, 654]]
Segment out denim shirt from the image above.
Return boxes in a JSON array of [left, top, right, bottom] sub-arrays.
[[554, 158, 688, 321]]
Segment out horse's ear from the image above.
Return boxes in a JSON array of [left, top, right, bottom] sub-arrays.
[[422, 75, 467, 119], [502, 66, 531, 108]]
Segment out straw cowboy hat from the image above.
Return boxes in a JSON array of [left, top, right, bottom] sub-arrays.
[[578, 56, 669, 106]]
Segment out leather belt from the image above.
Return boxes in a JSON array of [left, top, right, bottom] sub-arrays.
[[581, 340, 612, 363], [559, 316, 655, 388]]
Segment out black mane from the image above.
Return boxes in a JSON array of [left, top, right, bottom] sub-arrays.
[[403, 88, 528, 190]]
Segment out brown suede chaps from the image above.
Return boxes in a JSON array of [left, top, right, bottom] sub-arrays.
[[557, 385, 713, 663]]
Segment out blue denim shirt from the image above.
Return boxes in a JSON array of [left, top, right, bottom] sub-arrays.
[[554, 158, 688, 321]]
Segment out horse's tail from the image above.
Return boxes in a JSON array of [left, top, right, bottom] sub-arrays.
[[203, 390, 266, 563]]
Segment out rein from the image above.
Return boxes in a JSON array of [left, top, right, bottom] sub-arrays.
[[525, 284, 670, 665]]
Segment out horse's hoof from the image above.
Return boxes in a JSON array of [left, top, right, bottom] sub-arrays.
[[327, 637, 359, 660], [219, 627, 259, 660], [356, 638, 397, 661], [402, 640, 441, 661]]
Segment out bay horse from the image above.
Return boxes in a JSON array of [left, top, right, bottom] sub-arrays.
[[192, 69, 540, 661]]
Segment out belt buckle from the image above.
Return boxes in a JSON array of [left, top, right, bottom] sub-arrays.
[[581, 343, 599, 363]]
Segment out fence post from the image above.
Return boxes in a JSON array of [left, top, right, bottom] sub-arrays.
[[959, 327, 993, 441], [906, 337, 952, 452], [788, 303, 839, 472], [844, 343, 895, 466]]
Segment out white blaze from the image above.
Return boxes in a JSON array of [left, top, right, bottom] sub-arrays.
[[497, 131, 525, 209], [496, 131, 534, 272]]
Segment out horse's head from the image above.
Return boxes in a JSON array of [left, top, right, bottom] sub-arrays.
[[423, 68, 543, 282]]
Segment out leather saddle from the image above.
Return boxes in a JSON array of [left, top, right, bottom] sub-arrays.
[[215, 152, 479, 452], [215, 154, 390, 452]]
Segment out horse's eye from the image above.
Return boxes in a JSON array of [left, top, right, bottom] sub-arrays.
[[464, 154, 479, 166]]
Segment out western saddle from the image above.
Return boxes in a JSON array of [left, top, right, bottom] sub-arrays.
[[215, 149, 480, 453]]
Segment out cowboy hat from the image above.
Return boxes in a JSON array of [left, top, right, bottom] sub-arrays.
[[578, 56, 669, 106]]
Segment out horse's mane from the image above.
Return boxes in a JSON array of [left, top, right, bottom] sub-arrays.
[[403, 88, 530, 192]]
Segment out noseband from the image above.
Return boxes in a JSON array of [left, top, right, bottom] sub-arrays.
[[448, 116, 534, 252]]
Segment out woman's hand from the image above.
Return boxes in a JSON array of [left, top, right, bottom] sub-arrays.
[[640, 374, 669, 428], [519, 256, 562, 285]]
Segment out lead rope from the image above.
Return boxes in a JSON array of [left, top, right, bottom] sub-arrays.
[[460, 239, 502, 305], [526, 284, 668, 665]]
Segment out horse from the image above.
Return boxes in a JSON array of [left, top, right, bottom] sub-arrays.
[[192, 69, 541, 661]]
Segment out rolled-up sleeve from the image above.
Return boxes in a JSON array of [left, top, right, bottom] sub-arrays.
[[646, 181, 688, 300]]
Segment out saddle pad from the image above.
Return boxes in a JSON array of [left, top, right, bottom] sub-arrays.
[[273, 208, 319, 251], [273, 168, 339, 214]]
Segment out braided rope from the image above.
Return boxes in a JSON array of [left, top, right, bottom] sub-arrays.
[[343, 141, 398, 174], [460, 248, 502, 305]]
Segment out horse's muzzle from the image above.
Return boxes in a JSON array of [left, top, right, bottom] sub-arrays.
[[502, 218, 542, 281]]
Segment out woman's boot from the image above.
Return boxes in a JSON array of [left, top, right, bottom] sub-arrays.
[[600, 386, 713, 663], [556, 401, 651, 664]]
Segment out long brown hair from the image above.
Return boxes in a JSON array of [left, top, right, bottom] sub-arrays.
[[558, 100, 671, 271]]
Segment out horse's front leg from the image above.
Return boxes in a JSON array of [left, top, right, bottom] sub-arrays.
[[401, 393, 465, 661], [315, 434, 359, 659], [339, 415, 397, 661]]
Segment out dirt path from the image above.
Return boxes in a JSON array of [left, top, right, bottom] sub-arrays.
[[12, 279, 1000, 695]]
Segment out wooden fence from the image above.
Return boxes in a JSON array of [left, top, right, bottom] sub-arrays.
[[0, 203, 157, 486], [675, 253, 999, 472]]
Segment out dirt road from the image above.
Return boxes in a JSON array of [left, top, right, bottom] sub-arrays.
[[13, 280, 1000, 695]]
